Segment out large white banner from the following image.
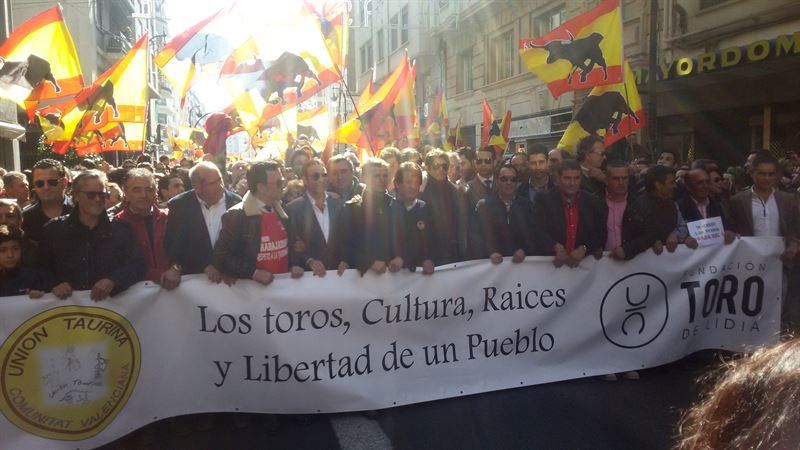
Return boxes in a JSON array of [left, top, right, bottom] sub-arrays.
[[0, 238, 784, 449]]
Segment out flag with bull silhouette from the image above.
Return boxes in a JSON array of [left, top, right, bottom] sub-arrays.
[[557, 61, 645, 152], [519, 0, 623, 98], [0, 5, 84, 120]]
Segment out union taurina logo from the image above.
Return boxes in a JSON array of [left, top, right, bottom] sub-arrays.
[[0, 306, 140, 440]]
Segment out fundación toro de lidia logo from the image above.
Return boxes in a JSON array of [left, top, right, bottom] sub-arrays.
[[0, 306, 141, 441]]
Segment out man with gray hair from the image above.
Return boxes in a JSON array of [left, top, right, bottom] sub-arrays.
[[165, 161, 241, 283], [2, 171, 30, 208], [116, 168, 176, 288], [39, 170, 144, 300]]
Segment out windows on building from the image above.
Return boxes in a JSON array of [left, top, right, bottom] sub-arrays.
[[487, 30, 514, 84], [360, 39, 373, 73], [377, 29, 385, 61], [534, 6, 566, 36], [390, 14, 399, 50], [401, 6, 409, 44], [456, 50, 473, 93]]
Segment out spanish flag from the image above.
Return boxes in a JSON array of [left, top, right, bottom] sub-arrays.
[[489, 110, 512, 153], [0, 5, 83, 119], [40, 35, 148, 155], [155, 6, 243, 108], [304, 0, 350, 69], [557, 61, 645, 152], [336, 57, 410, 154], [481, 99, 493, 148], [297, 104, 331, 154], [519, 0, 622, 98], [425, 88, 451, 150], [393, 60, 418, 147]]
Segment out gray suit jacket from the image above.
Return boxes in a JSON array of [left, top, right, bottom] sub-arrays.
[[728, 189, 799, 240]]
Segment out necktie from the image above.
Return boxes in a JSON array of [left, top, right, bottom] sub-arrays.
[[484, 179, 492, 192], [263, 205, 273, 213]]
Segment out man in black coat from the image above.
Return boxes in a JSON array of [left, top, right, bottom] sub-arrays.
[[420, 149, 469, 264], [39, 170, 144, 300], [286, 158, 343, 276], [464, 147, 497, 209], [391, 162, 434, 274], [676, 168, 736, 244], [165, 161, 241, 284], [619, 165, 697, 260], [474, 164, 536, 264], [334, 158, 396, 275], [532, 160, 606, 268]]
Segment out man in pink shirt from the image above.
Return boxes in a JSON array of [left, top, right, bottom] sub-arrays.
[[604, 160, 630, 253]]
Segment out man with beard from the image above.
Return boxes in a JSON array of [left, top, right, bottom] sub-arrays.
[[518, 145, 554, 205]]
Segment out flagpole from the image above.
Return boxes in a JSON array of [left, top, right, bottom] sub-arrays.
[[332, 66, 377, 157], [647, 0, 659, 157]]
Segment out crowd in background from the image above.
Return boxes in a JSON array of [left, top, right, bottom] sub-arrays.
[[0, 135, 797, 332]]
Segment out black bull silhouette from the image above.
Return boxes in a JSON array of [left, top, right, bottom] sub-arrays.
[[254, 52, 321, 104], [574, 92, 639, 137], [0, 54, 61, 93], [526, 31, 607, 84]]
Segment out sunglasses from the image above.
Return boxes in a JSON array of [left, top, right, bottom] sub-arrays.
[[34, 179, 60, 188], [81, 191, 110, 200], [476, 158, 493, 165], [309, 172, 328, 180], [499, 176, 518, 183]]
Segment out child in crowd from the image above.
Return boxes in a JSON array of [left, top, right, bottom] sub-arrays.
[[0, 225, 46, 298]]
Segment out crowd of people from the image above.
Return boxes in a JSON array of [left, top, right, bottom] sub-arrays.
[[0, 136, 797, 325]]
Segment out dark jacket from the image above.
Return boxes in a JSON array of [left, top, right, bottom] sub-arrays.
[[115, 206, 170, 283], [21, 198, 73, 243], [334, 190, 397, 274], [165, 189, 241, 274], [286, 193, 343, 270], [0, 267, 47, 297], [532, 189, 606, 256], [391, 199, 434, 271], [676, 195, 729, 228], [473, 193, 536, 258], [622, 193, 678, 260], [727, 189, 799, 239], [580, 172, 606, 200], [517, 177, 555, 204], [464, 176, 496, 209], [419, 178, 469, 264], [38, 210, 144, 295], [213, 192, 291, 278]]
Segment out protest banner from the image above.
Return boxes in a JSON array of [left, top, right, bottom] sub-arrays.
[[0, 238, 783, 449]]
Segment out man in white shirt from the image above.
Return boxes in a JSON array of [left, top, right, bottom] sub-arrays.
[[165, 161, 241, 282]]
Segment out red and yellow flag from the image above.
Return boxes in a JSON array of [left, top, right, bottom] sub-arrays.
[[489, 110, 512, 153], [393, 60, 418, 147], [425, 87, 451, 150], [449, 117, 465, 149], [297, 104, 331, 154], [481, 99, 493, 148], [155, 6, 243, 108], [557, 61, 645, 152], [304, 0, 349, 70], [519, 0, 622, 98], [336, 57, 411, 154], [0, 5, 83, 119], [40, 35, 148, 155]]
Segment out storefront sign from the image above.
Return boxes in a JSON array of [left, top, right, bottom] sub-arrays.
[[634, 31, 800, 84], [508, 115, 552, 139]]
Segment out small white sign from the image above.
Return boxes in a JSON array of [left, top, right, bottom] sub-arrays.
[[688, 217, 724, 247]]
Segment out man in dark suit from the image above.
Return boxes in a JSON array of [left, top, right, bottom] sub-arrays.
[[474, 164, 536, 264], [464, 147, 497, 209], [390, 162, 434, 274], [677, 168, 736, 244], [576, 135, 607, 200], [286, 158, 343, 277], [165, 161, 241, 285], [532, 159, 606, 268], [420, 149, 469, 264]]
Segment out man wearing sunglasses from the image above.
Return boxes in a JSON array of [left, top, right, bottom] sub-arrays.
[[22, 159, 73, 243], [465, 147, 497, 209], [286, 158, 343, 277], [420, 149, 469, 265], [38, 170, 144, 301], [472, 164, 536, 264]]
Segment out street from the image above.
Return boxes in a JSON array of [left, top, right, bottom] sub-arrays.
[[102, 353, 718, 450]]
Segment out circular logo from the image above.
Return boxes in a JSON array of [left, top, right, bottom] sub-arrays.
[[0, 306, 140, 441], [600, 273, 669, 349]]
